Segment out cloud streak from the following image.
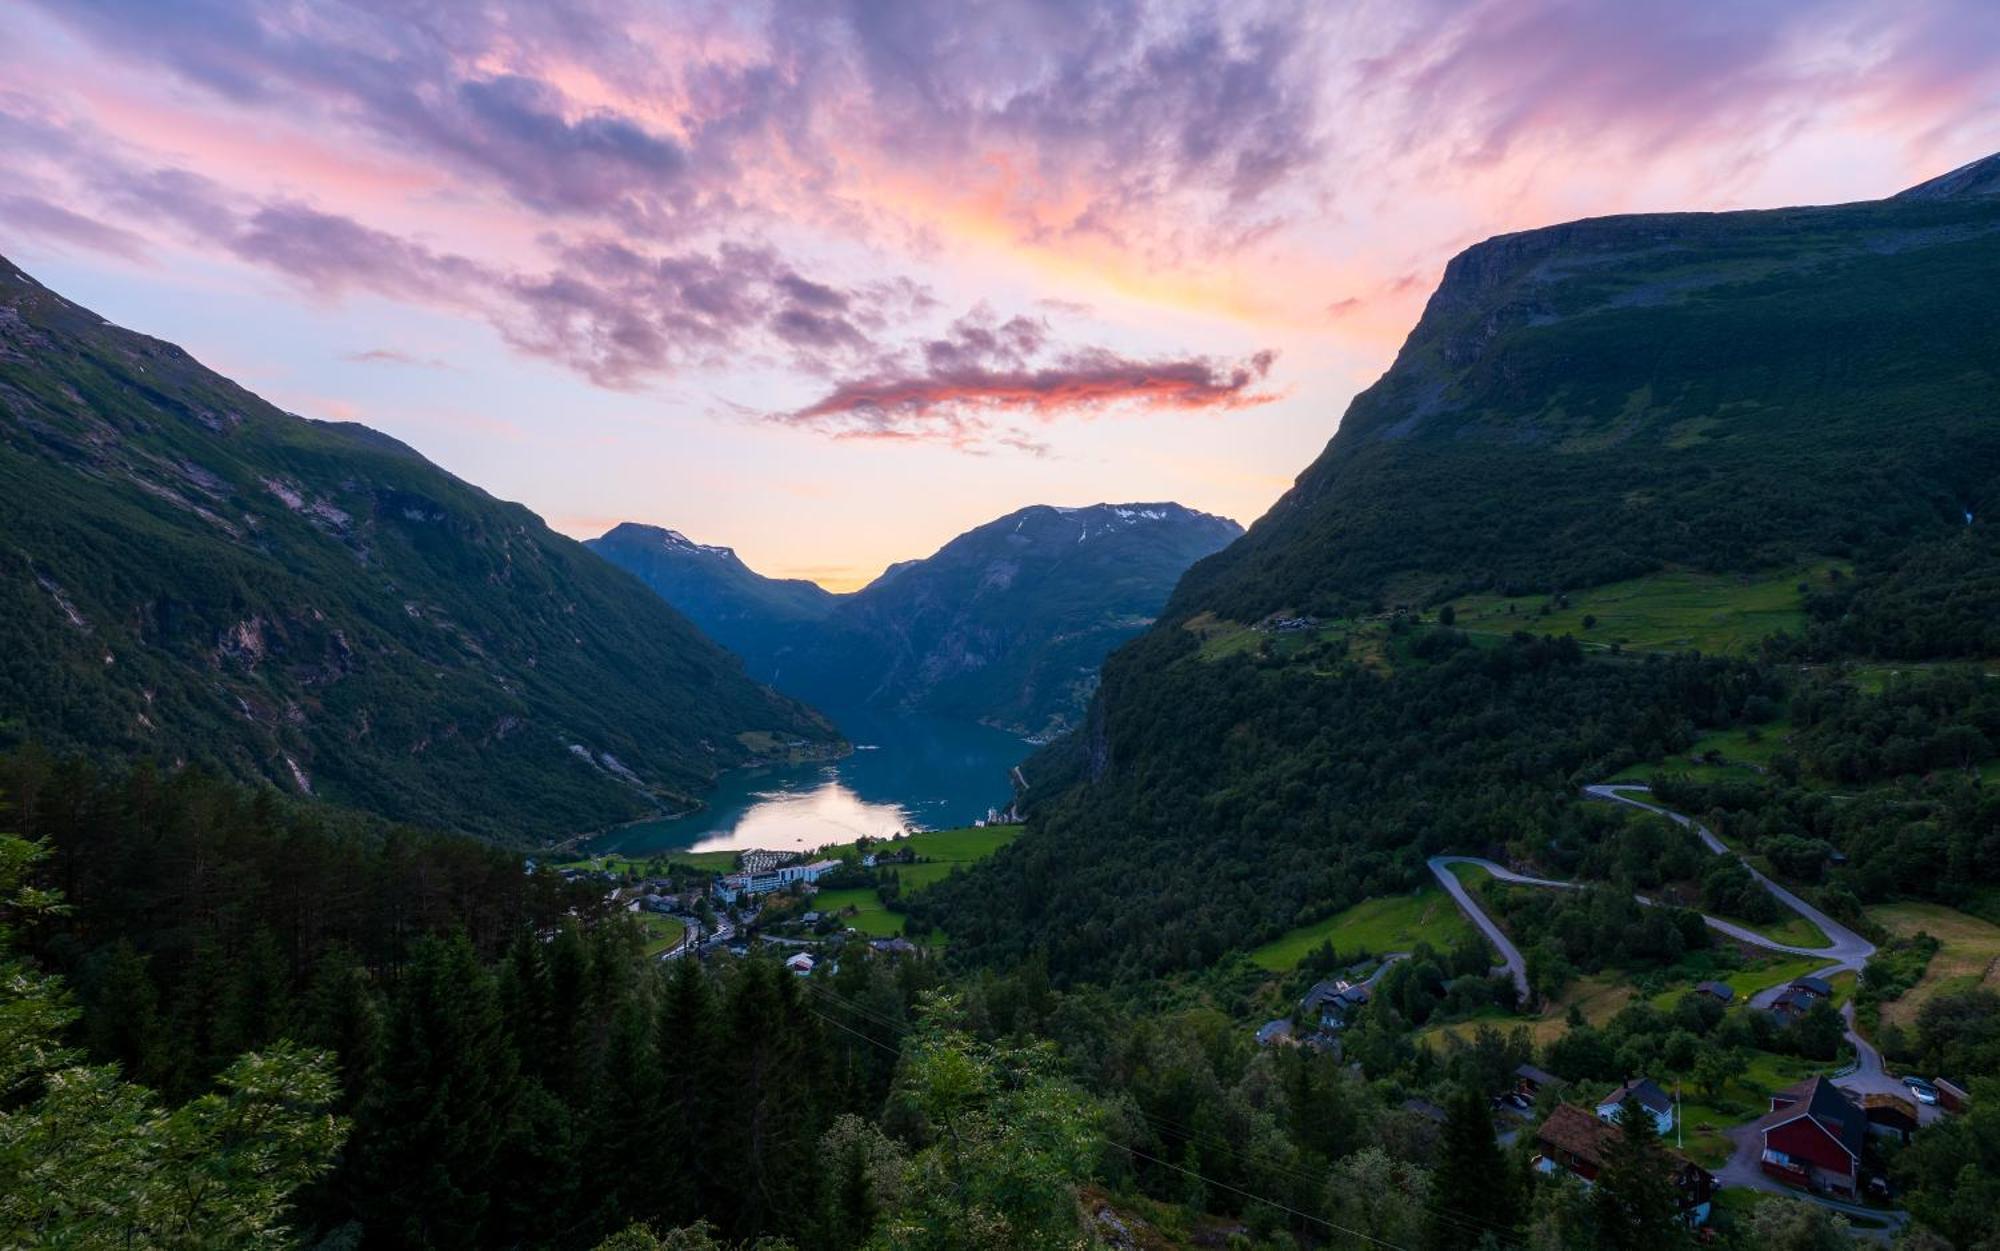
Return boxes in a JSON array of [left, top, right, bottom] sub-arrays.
[[779, 310, 1277, 452]]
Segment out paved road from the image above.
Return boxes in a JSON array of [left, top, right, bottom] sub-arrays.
[[1428, 856, 1550, 999], [1585, 785, 1875, 971], [1430, 784, 1877, 1013], [1429, 785, 1917, 1230]]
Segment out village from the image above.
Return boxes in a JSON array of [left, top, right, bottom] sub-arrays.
[[1252, 956, 1967, 1239], [548, 820, 1023, 976], [1241, 783, 1980, 1238]]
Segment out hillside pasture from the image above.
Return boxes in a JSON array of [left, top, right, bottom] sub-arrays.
[[1251, 888, 1475, 972]]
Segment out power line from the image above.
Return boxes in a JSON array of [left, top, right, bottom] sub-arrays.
[[1107, 1142, 1413, 1251]]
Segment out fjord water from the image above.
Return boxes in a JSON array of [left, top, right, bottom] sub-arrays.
[[587, 709, 1029, 856]]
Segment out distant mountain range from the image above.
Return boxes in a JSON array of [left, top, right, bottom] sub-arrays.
[[590, 502, 1242, 738], [0, 257, 840, 842]]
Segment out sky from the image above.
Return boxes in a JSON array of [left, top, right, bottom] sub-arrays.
[[2, 1, 1997, 590]]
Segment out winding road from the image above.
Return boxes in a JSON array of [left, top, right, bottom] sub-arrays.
[[1430, 784, 1919, 1230], [1428, 784, 1874, 1001]]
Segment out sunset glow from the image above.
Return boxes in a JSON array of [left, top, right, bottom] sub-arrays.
[[3, 0, 1996, 586]]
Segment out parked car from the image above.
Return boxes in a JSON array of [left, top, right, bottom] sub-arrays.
[[1903, 1077, 1940, 1104]]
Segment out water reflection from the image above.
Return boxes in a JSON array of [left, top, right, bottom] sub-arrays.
[[587, 710, 1029, 857]]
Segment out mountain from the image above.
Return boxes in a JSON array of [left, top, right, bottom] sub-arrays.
[[585, 523, 838, 672], [913, 155, 2000, 982], [1173, 166, 2000, 623], [0, 257, 840, 841], [591, 502, 1243, 737]]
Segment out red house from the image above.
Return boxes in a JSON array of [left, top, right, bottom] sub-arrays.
[[1756, 1077, 1867, 1196]]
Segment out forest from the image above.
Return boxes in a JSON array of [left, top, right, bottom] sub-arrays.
[[14, 748, 1967, 1250]]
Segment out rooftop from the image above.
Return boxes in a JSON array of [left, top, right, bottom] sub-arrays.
[[1759, 1077, 1866, 1155], [1601, 1077, 1674, 1116]]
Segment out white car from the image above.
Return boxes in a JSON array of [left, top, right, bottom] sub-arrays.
[[1902, 1077, 1939, 1104]]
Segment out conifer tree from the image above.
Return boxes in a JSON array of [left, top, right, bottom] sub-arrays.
[[1428, 1085, 1516, 1251], [349, 932, 519, 1248], [1593, 1097, 1688, 1250], [657, 953, 722, 1225]]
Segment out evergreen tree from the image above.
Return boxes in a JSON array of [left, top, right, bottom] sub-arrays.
[[1428, 1086, 1516, 1251], [80, 937, 164, 1085], [712, 960, 824, 1238], [658, 954, 721, 1226], [589, 993, 669, 1236], [297, 943, 382, 1114], [349, 932, 519, 1248], [0, 832, 345, 1246], [1593, 1097, 1688, 1251]]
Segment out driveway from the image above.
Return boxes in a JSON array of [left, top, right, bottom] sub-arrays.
[[1713, 1121, 1909, 1241]]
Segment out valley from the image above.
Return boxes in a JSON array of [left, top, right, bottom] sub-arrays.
[[6, 59, 2000, 1247]]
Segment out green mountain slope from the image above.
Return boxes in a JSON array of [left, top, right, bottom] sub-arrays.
[[593, 502, 1242, 738], [1175, 170, 2000, 620], [914, 156, 2000, 983], [0, 258, 839, 841]]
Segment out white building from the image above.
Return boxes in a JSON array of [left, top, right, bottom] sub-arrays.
[[1598, 1077, 1676, 1138], [785, 952, 815, 976], [778, 859, 842, 885]]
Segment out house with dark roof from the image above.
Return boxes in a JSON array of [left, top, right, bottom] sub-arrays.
[[1597, 1077, 1676, 1137], [1757, 1077, 1867, 1196], [1300, 980, 1345, 1025], [1255, 1019, 1296, 1048], [1515, 1064, 1562, 1099], [1792, 975, 1835, 999], [1534, 1104, 1715, 1226], [1694, 980, 1735, 1005], [1768, 986, 1823, 1024]]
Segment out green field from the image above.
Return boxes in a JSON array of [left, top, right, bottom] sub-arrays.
[[554, 847, 738, 875], [1711, 907, 1831, 950], [1673, 1048, 1831, 1167], [636, 913, 687, 957], [846, 825, 1024, 892], [1449, 563, 1837, 656], [1867, 901, 2000, 1030], [1724, 955, 1833, 1000], [806, 825, 1024, 940], [1608, 722, 1799, 786], [1250, 888, 1474, 972], [814, 887, 907, 937]]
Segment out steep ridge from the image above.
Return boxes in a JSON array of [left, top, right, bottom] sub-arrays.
[[586, 523, 838, 676], [0, 258, 840, 841], [593, 501, 1242, 738], [1173, 175, 2000, 620], [912, 156, 2000, 983]]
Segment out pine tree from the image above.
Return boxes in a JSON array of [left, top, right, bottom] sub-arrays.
[[349, 932, 520, 1248], [658, 954, 721, 1226], [588, 993, 669, 1236], [1428, 1086, 1515, 1251], [713, 959, 824, 1238], [1593, 1097, 1689, 1251], [81, 937, 164, 1084], [297, 942, 382, 1114]]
